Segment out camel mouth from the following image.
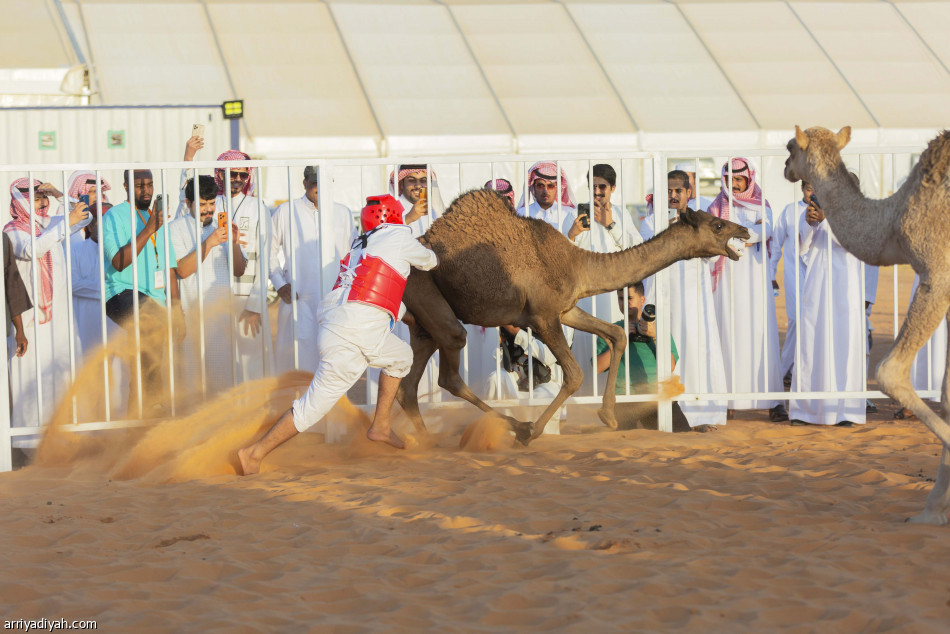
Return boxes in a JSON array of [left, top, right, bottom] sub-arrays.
[[725, 245, 741, 261]]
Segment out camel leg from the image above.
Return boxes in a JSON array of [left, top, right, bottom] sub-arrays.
[[524, 317, 585, 442], [560, 305, 627, 431], [395, 322, 438, 435], [877, 281, 950, 525], [907, 309, 950, 526]]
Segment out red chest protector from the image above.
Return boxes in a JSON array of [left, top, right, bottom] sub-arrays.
[[333, 251, 407, 322]]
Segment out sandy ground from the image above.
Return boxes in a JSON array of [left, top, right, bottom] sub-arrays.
[[2, 265, 950, 631]]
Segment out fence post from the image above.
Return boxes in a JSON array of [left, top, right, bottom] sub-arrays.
[[652, 152, 673, 432]]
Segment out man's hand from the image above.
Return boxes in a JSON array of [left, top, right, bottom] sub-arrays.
[[146, 203, 164, 234], [36, 182, 62, 198], [501, 324, 520, 336], [204, 225, 228, 249], [172, 306, 187, 344], [805, 202, 825, 226], [239, 310, 262, 337], [404, 199, 428, 225], [14, 329, 27, 357], [567, 214, 589, 241], [746, 217, 764, 246], [68, 202, 89, 227], [276, 284, 297, 305], [636, 317, 656, 340], [593, 200, 613, 228], [232, 224, 247, 247], [184, 135, 204, 161]]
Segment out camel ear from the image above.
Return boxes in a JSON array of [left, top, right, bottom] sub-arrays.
[[681, 209, 699, 228], [794, 125, 808, 151], [835, 126, 851, 150]]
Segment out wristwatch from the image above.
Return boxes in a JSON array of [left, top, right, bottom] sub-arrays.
[[605, 221, 616, 231]]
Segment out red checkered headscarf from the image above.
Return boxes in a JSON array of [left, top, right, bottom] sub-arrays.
[[4, 178, 54, 324], [707, 158, 771, 291], [517, 161, 576, 210], [484, 179, 515, 208], [388, 165, 438, 197], [67, 171, 111, 206], [214, 150, 255, 196]]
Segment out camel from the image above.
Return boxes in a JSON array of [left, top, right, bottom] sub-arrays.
[[397, 189, 750, 445], [785, 125, 950, 525]]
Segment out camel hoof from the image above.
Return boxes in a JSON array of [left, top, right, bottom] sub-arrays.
[[597, 408, 618, 430], [905, 510, 948, 526], [508, 419, 533, 446]]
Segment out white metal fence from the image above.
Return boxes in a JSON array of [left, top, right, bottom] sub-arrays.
[[0, 145, 928, 470]]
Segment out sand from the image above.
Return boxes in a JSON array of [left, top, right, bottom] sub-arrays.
[[2, 265, 950, 631]]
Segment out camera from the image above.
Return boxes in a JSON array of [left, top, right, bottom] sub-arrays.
[[577, 203, 590, 228], [641, 304, 656, 323]]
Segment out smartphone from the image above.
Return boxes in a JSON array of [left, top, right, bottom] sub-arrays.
[[809, 193, 820, 208], [217, 210, 228, 229], [192, 123, 205, 138], [78, 194, 89, 207], [577, 203, 591, 228], [153, 194, 165, 217]]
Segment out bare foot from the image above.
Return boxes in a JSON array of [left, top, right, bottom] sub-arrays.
[[366, 426, 406, 449], [237, 446, 262, 475], [692, 424, 718, 433]]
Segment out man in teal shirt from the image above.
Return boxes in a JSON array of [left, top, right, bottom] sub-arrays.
[[596, 282, 692, 431], [101, 169, 182, 408]]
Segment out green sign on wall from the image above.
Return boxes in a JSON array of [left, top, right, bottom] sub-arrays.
[[38, 131, 56, 150], [108, 130, 126, 149]]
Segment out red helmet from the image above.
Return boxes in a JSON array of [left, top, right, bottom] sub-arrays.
[[360, 194, 404, 233]]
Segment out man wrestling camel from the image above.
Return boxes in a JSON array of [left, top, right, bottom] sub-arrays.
[[238, 195, 438, 475]]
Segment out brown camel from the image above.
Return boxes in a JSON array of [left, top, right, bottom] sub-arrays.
[[785, 125, 950, 525], [398, 189, 750, 445]]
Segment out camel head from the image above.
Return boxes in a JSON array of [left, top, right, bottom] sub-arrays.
[[784, 125, 851, 183], [679, 209, 750, 261]]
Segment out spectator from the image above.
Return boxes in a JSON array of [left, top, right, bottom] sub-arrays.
[[389, 164, 445, 237], [789, 184, 866, 427], [214, 150, 273, 382], [708, 158, 787, 422], [484, 178, 515, 210], [101, 169, 182, 411], [864, 263, 879, 413], [770, 180, 811, 385], [666, 170, 728, 430], [595, 282, 692, 431], [565, 163, 645, 397], [68, 172, 127, 418], [4, 179, 87, 443], [270, 166, 356, 374], [170, 175, 246, 394], [3, 232, 31, 359], [516, 161, 577, 229], [673, 162, 714, 212], [238, 195, 438, 474]]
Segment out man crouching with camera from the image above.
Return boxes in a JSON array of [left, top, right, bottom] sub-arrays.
[[595, 281, 694, 432]]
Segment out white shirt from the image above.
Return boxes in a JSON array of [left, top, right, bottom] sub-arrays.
[[270, 195, 356, 300], [517, 201, 576, 231], [169, 215, 233, 314]]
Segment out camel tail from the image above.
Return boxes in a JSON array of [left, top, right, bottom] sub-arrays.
[[918, 130, 950, 189]]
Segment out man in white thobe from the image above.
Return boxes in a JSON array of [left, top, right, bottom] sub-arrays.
[[708, 158, 786, 420], [214, 150, 274, 382], [789, 196, 866, 426], [563, 163, 643, 397], [170, 175, 247, 397], [270, 166, 356, 374], [667, 170, 728, 429], [769, 181, 811, 384], [673, 162, 714, 212], [516, 161, 577, 230], [5, 180, 87, 446]]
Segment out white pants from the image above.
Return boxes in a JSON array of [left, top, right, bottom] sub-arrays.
[[292, 323, 413, 432]]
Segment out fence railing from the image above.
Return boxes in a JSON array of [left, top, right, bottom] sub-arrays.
[[0, 145, 929, 470]]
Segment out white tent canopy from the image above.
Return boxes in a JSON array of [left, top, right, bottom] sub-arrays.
[[2, 0, 949, 157]]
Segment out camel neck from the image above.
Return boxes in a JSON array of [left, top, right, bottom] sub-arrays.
[[810, 163, 901, 266], [575, 222, 695, 299]]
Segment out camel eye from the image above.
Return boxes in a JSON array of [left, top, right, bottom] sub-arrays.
[[715, 222, 723, 230]]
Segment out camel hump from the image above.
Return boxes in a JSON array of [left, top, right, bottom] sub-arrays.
[[919, 130, 950, 189]]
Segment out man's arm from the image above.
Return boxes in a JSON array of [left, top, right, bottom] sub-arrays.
[[176, 226, 230, 279], [12, 314, 27, 357], [111, 210, 161, 272]]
